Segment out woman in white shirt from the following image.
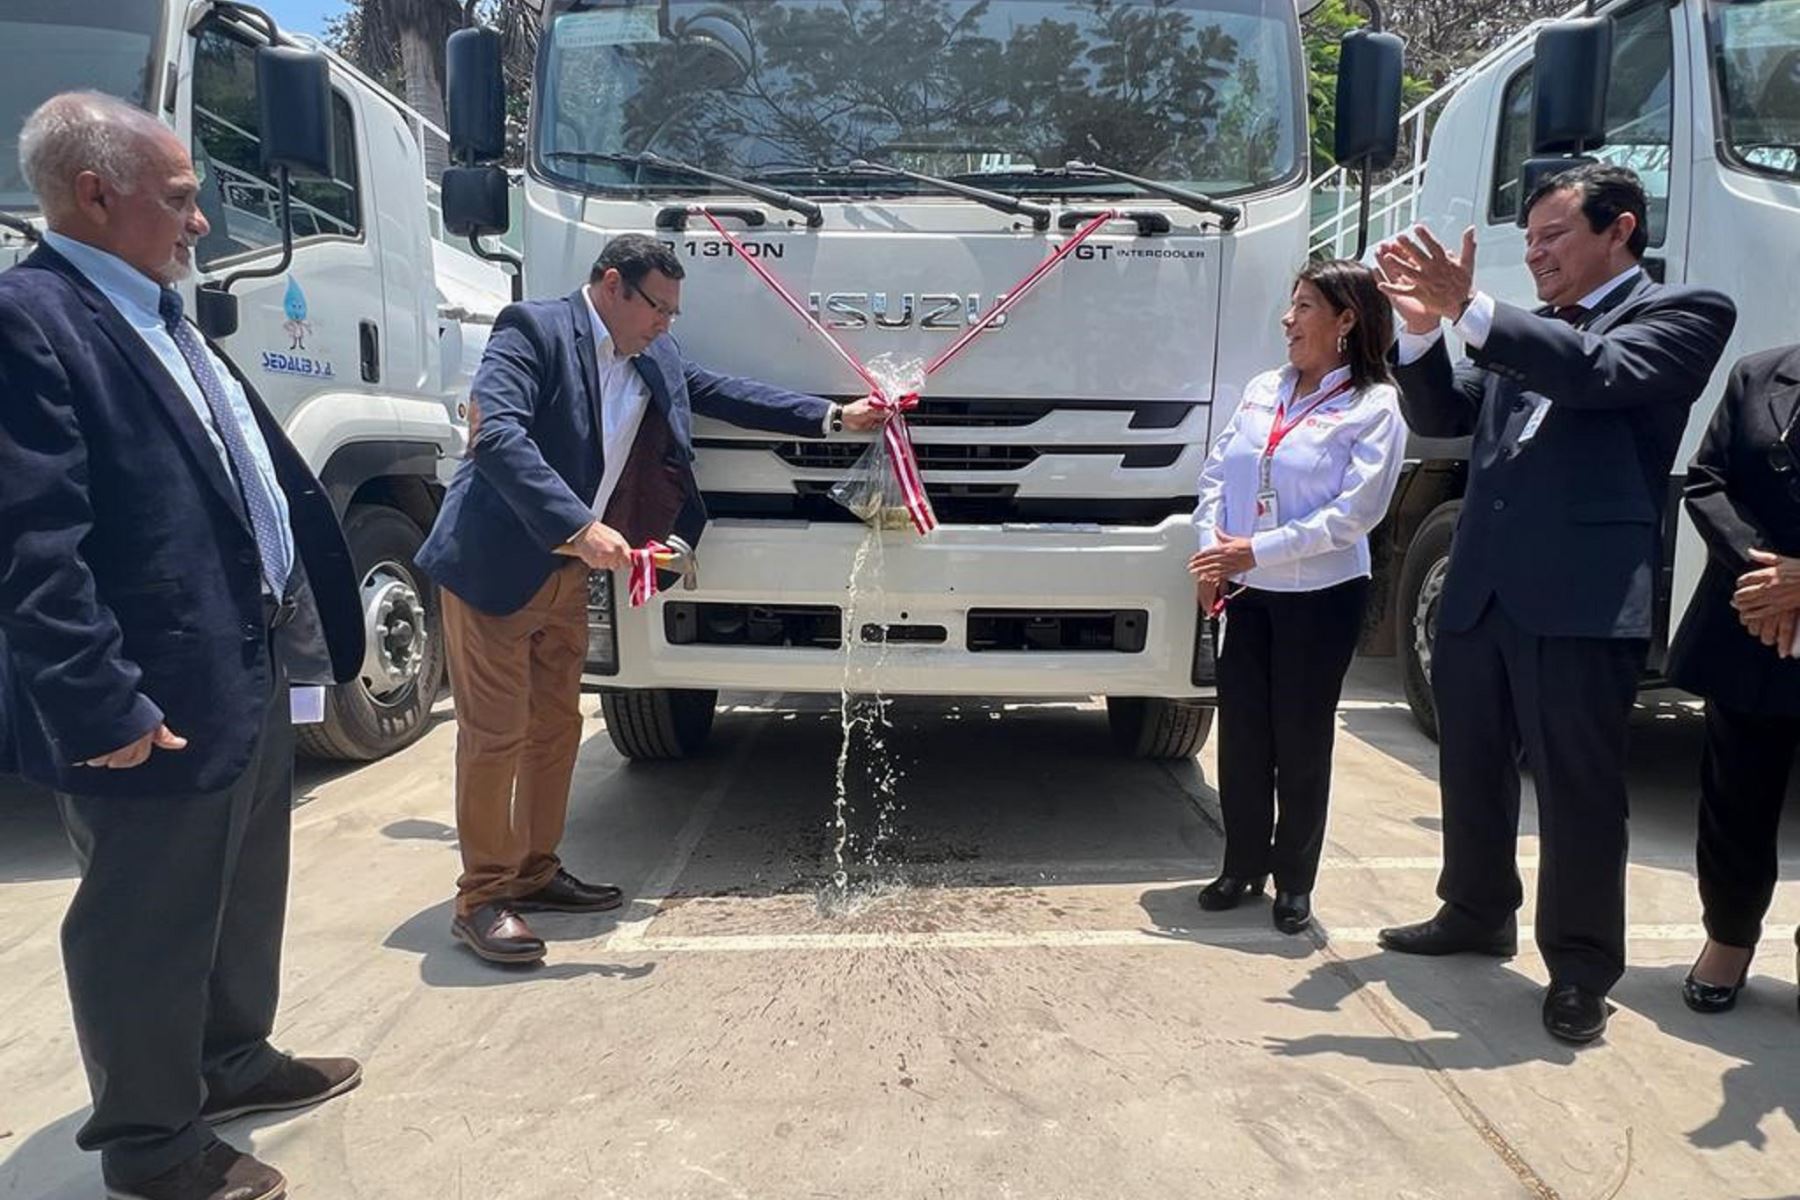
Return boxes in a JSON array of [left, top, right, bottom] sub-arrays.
[[1189, 260, 1406, 936]]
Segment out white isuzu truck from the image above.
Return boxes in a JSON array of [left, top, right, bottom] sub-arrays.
[[1312, 0, 1799, 735], [437, 0, 1403, 760], [1, 0, 509, 759]]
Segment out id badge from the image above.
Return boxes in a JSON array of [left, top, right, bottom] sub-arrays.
[[290, 686, 326, 724], [1254, 489, 1280, 532], [1517, 397, 1552, 444]]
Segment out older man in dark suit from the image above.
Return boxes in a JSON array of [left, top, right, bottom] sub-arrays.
[[0, 93, 364, 1200], [417, 234, 880, 964], [1373, 164, 1737, 1043]]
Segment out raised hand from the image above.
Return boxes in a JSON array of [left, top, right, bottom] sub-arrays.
[[1377, 225, 1477, 328]]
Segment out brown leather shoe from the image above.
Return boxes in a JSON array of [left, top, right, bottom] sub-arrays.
[[512, 868, 625, 913], [108, 1140, 285, 1200], [202, 1055, 362, 1124], [452, 903, 546, 963]]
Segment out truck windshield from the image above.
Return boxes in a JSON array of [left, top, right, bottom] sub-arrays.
[[536, 0, 1304, 199], [0, 1, 164, 210], [1710, 0, 1800, 180]]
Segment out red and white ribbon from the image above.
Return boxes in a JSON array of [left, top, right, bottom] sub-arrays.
[[869, 390, 934, 534], [628, 539, 669, 608], [692, 205, 1120, 538]]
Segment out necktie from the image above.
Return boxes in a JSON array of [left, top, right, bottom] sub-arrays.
[[158, 289, 291, 597], [1552, 304, 1588, 326]]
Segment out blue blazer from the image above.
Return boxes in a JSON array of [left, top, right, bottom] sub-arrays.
[[418, 288, 831, 616], [1395, 275, 1736, 640], [0, 245, 364, 796]]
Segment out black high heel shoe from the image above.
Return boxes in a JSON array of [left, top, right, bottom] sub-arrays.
[[1197, 874, 1266, 912], [1272, 891, 1312, 935], [1682, 944, 1753, 1014]]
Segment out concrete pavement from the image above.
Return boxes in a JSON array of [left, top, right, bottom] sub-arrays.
[[1, 660, 1796, 1198]]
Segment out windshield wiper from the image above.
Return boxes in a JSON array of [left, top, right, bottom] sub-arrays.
[[1065, 160, 1242, 230], [841, 161, 1051, 230], [543, 150, 823, 227]]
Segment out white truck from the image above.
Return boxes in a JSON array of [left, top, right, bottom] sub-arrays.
[[1, 0, 509, 759], [436, 0, 1403, 760], [1313, 0, 1800, 735]]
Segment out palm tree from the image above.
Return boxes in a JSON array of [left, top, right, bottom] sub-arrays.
[[328, 0, 538, 177]]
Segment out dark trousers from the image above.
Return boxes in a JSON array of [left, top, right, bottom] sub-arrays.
[[1432, 599, 1645, 994], [1216, 577, 1368, 894], [57, 663, 293, 1187], [1697, 700, 1796, 949]]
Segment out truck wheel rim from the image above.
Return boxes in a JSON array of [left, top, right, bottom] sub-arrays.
[[360, 561, 426, 704], [1412, 555, 1448, 685]]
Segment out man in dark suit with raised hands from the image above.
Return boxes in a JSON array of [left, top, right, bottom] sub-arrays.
[[1374, 164, 1736, 1043]]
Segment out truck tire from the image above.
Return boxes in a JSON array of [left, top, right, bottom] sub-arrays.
[[1106, 696, 1215, 759], [600, 687, 718, 760], [1396, 501, 1460, 743], [296, 504, 444, 761]]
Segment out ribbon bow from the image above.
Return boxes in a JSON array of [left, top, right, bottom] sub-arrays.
[[865, 390, 934, 534]]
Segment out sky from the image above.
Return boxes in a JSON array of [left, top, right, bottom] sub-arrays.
[[260, 0, 353, 38]]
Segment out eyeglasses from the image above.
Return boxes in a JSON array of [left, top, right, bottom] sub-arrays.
[[625, 280, 680, 321]]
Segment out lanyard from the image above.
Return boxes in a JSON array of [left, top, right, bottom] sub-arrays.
[[1259, 378, 1355, 488]]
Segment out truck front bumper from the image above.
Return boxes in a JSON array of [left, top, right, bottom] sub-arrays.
[[583, 517, 1214, 699]]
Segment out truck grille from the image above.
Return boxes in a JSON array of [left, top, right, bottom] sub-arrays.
[[771, 441, 1038, 471]]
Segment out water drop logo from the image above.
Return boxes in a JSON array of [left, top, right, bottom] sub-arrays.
[[282, 277, 312, 351]]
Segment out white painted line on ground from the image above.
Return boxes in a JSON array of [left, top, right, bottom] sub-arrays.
[[606, 704, 772, 953], [621, 923, 1726, 955]]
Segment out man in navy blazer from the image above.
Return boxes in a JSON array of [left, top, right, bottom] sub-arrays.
[[0, 94, 365, 1199], [1372, 165, 1736, 1044], [417, 234, 878, 963]]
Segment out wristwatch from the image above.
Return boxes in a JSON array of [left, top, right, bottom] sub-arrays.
[[829, 404, 845, 433]]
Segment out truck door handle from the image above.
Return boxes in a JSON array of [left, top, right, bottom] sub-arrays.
[[359, 320, 380, 383]]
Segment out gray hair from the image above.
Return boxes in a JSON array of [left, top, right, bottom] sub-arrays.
[[18, 91, 174, 220]]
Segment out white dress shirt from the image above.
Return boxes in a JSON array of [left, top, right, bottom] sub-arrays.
[[584, 288, 653, 521], [1193, 365, 1406, 592], [1393, 264, 1644, 365]]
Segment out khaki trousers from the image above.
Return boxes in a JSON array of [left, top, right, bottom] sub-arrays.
[[442, 561, 590, 918]]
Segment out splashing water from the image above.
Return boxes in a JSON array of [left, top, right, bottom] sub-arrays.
[[823, 354, 924, 914]]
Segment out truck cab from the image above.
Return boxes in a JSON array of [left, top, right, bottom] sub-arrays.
[[441, 0, 1401, 760], [1, 0, 508, 759]]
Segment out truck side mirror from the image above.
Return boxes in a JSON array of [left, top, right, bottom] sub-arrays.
[[255, 47, 334, 179], [1333, 29, 1404, 171], [198, 45, 334, 339], [1531, 17, 1612, 154], [442, 166, 510, 237], [447, 27, 507, 165]]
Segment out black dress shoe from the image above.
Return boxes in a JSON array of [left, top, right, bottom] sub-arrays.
[[512, 869, 625, 914], [202, 1054, 362, 1124], [1378, 910, 1516, 957], [1272, 891, 1312, 936], [451, 903, 546, 964], [1543, 982, 1610, 1044], [1682, 946, 1753, 1015], [1197, 874, 1266, 912], [108, 1140, 285, 1200]]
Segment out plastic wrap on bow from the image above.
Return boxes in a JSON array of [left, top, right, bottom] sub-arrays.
[[829, 354, 937, 534]]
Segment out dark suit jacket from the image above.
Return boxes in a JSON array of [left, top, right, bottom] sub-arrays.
[[1666, 346, 1800, 713], [0, 244, 363, 797], [1394, 274, 1736, 639], [418, 288, 831, 616]]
